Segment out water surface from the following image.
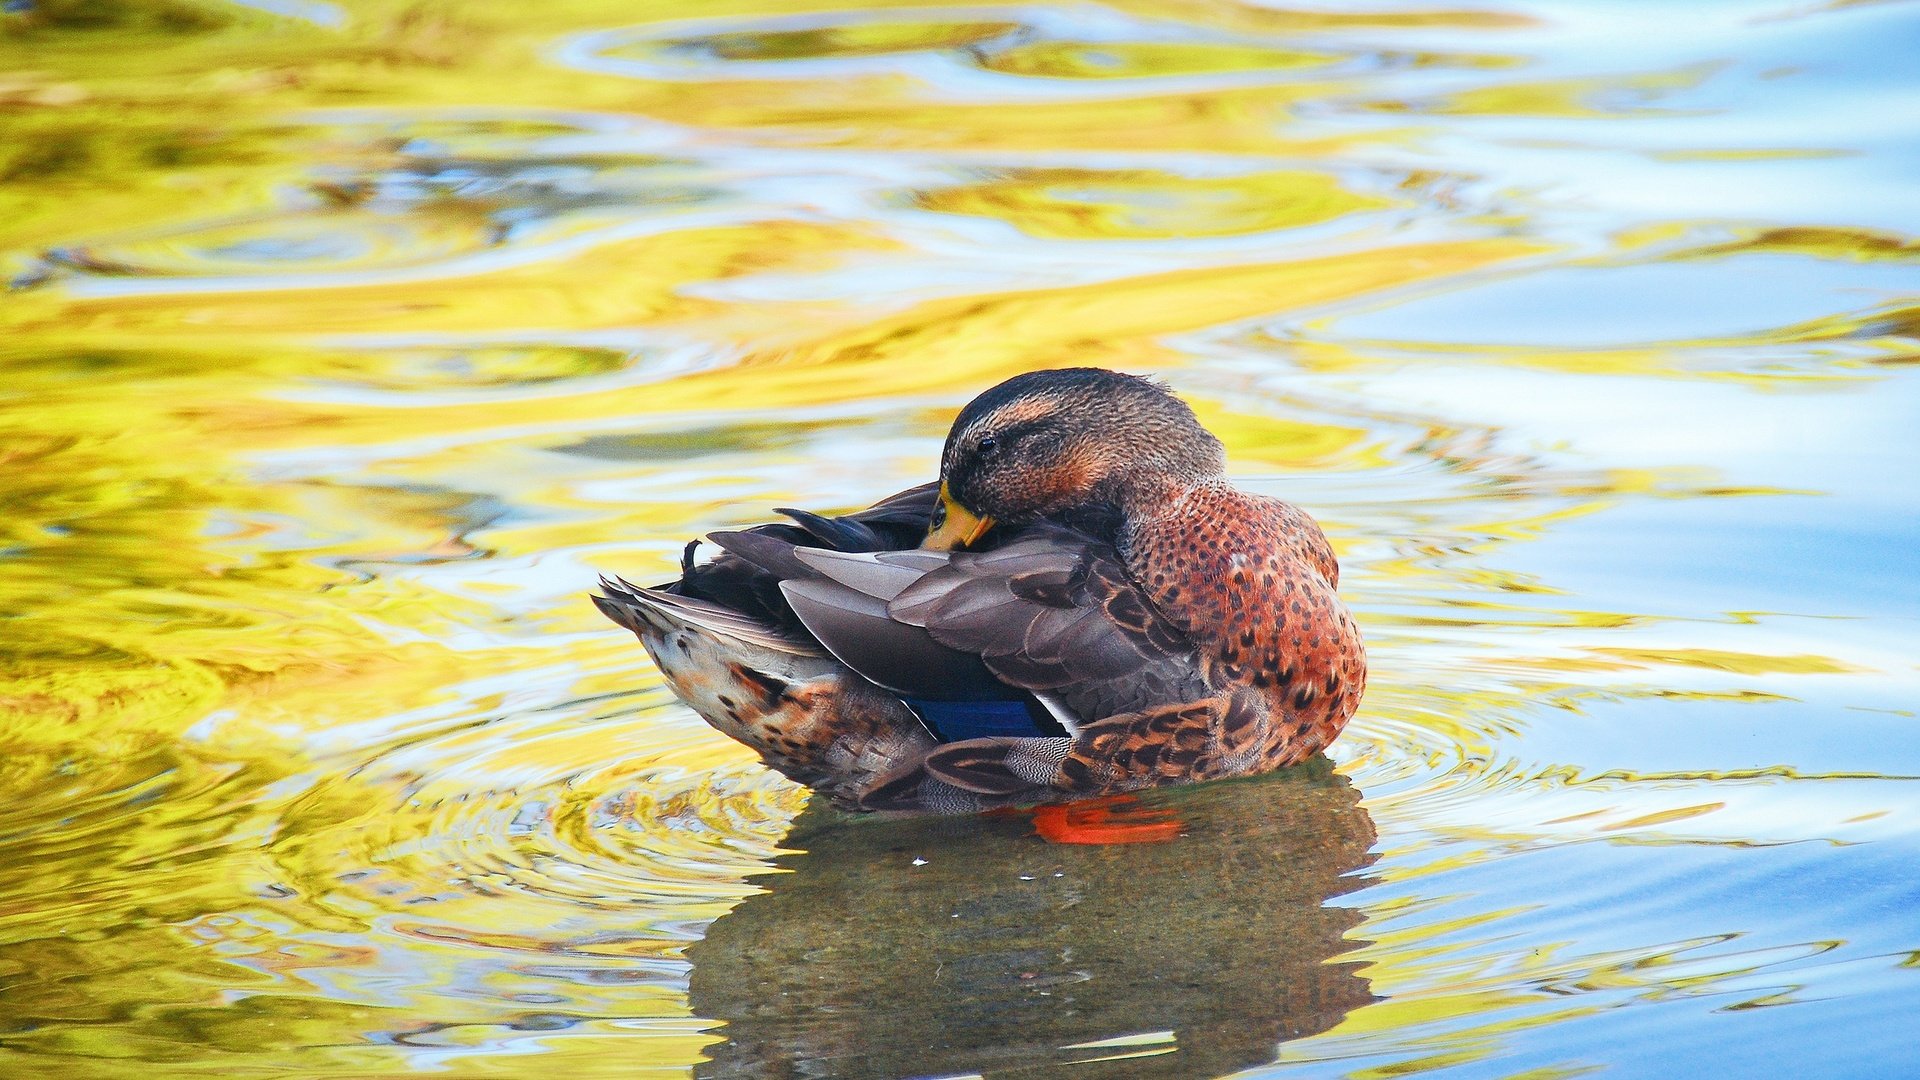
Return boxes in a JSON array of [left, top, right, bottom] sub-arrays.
[[2, 0, 1918, 1076]]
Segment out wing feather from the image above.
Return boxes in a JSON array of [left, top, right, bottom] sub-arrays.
[[778, 577, 1004, 701], [887, 531, 1208, 719]]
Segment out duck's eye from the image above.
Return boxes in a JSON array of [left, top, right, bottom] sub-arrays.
[[977, 436, 999, 455]]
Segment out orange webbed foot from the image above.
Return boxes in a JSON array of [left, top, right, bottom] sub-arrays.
[[1029, 794, 1184, 845]]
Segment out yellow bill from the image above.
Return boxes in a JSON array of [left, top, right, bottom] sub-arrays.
[[923, 482, 995, 551]]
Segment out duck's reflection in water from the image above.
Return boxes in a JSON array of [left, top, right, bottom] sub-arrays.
[[687, 760, 1378, 1078]]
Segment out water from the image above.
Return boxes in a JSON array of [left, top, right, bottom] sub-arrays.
[[2, 0, 1917, 1076]]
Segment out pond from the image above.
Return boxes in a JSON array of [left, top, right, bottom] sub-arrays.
[[2, 0, 1917, 1076]]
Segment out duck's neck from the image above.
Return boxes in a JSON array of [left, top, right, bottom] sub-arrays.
[[1110, 470, 1226, 553]]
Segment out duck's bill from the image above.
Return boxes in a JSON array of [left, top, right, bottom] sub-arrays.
[[923, 483, 995, 551]]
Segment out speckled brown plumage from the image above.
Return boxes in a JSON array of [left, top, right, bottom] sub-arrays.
[[1126, 480, 1364, 768]]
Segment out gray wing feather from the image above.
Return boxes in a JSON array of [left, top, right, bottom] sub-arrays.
[[706, 530, 813, 578], [885, 535, 1209, 718], [792, 547, 932, 602], [779, 578, 1006, 701]]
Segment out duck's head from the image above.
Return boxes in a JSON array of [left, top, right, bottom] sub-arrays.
[[925, 368, 1225, 550]]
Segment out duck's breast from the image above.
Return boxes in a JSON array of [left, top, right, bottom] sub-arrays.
[[1127, 485, 1366, 757]]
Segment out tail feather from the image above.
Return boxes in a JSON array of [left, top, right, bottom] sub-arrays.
[[594, 575, 824, 657], [594, 573, 937, 805]]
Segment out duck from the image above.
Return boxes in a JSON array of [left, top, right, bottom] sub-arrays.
[[593, 367, 1366, 814]]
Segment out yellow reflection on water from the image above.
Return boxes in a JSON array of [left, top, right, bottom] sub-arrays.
[[919, 166, 1390, 240]]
